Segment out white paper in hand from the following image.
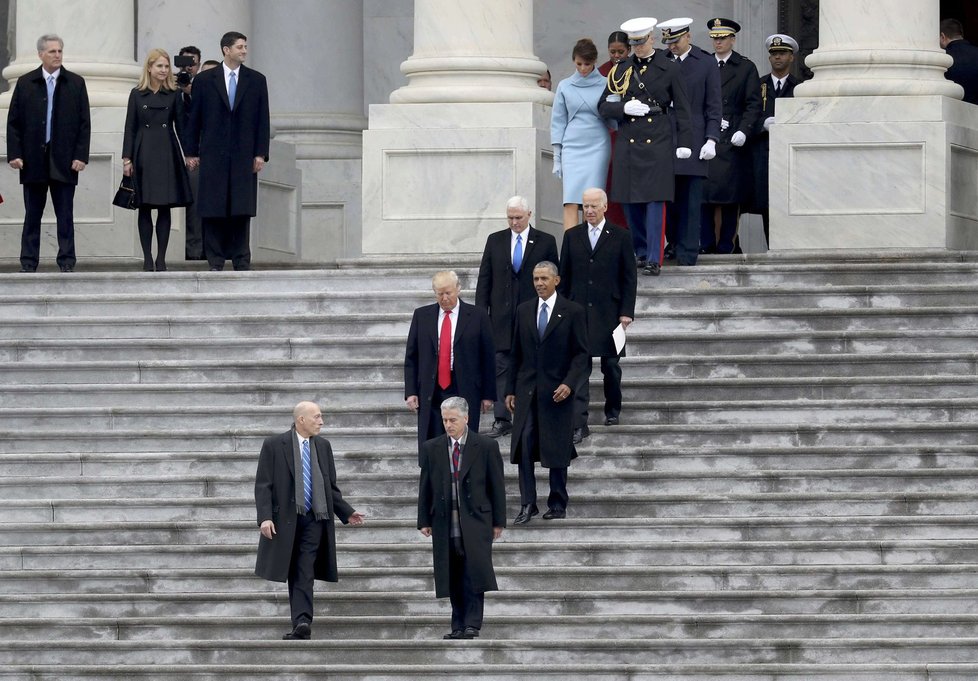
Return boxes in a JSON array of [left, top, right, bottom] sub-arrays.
[[612, 323, 627, 356]]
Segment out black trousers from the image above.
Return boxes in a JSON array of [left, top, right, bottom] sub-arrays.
[[184, 167, 205, 260], [671, 175, 704, 265], [287, 511, 323, 628], [492, 350, 512, 423], [449, 541, 484, 631], [517, 396, 569, 511], [21, 180, 76, 270], [203, 216, 251, 270], [574, 354, 622, 428], [700, 203, 741, 254]]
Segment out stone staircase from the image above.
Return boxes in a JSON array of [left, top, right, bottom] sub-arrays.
[[1, 251, 977, 680]]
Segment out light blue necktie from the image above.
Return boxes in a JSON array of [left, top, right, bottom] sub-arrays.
[[301, 439, 312, 513], [228, 71, 237, 110], [45, 75, 55, 143], [537, 302, 548, 339], [589, 226, 600, 250], [513, 234, 523, 272]]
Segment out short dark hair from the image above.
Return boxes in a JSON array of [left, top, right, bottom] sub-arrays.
[[572, 38, 598, 63], [608, 31, 629, 47], [179, 45, 201, 59], [220, 31, 247, 53], [941, 18, 964, 39], [202, 59, 221, 68]]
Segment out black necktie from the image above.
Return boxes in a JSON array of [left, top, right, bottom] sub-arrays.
[[775, 80, 782, 94], [718, 60, 725, 68]]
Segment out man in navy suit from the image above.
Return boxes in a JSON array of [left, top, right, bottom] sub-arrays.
[[405, 270, 497, 461], [475, 196, 559, 438], [941, 19, 978, 105], [183, 31, 270, 271], [7, 34, 90, 273]]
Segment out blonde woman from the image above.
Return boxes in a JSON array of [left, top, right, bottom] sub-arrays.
[[122, 48, 192, 271]]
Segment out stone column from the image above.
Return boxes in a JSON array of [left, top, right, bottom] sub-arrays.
[[770, 0, 978, 250], [362, 0, 560, 255]]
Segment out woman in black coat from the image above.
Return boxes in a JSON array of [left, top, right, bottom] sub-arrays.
[[122, 49, 193, 271]]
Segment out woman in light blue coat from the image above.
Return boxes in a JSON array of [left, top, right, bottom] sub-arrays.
[[551, 38, 612, 229]]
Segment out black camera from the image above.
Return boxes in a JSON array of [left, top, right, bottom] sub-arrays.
[[174, 54, 195, 86]]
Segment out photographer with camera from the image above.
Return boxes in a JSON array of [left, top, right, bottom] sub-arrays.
[[175, 46, 205, 261]]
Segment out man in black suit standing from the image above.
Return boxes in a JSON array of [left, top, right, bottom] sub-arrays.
[[183, 31, 270, 271], [505, 262, 589, 524], [254, 401, 364, 640], [405, 270, 497, 459], [941, 18, 978, 105], [7, 34, 90, 273], [418, 397, 506, 639], [475, 196, 559, 439], [559, 188, 636, 443], [750, 34, 800, 246]]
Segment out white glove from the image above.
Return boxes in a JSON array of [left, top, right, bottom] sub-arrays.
[[720, 118, 730, 131], [552, 157, 562, 179], [731, 130, 747, 147], [699, 139, 716, 160], [675, 147, 691, 159], [763, 116, 775, 132], [623, 100, 651, 116]]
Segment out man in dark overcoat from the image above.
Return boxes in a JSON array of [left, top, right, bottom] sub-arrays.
[[505, 262, 589, 524], [254, 401, 364, 640], [700, 18, 762, 255], [599, 17, 692, 277], [6, 34, 90, 273], [183, 31, 270, 271], [475, 195, 559, 439], [659, 18, 723, 267], [405, 270, 497, 461], [418, 397, 506, 639], [749, 34, 799, 245], [559, 188, 636, 441]]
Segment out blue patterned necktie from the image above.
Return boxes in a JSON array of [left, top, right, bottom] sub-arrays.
[[228, 71, 237, 110], [537, 302, 548, 339], [45, 75, 55, 143], [301, 439, 312, 512], [513, 234, 523, 272]]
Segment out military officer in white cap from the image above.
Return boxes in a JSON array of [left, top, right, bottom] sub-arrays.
[[598, 17, 692, 277], [748, 33, 800, 247]]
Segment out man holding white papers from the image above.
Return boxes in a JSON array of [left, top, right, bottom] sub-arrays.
[[558, 187, 637, 442]]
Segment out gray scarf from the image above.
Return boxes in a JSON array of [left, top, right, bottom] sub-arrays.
[[292, 429, 328, 520]]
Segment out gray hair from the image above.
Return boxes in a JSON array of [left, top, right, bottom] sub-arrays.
[[533, 260, 559, 277], [431, 270, 459, 288], [37, 34, 63, 52], [506, 195, 530, 212], [583, 187, 608, 205], [440, 396, 469, 416]]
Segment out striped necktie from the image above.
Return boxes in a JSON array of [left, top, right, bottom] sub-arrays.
[[301, 439, 312, 512]]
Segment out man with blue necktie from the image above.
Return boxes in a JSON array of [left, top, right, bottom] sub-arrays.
[[254, 401, 364, 640]]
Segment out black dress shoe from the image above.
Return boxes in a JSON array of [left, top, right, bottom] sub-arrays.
[[19, 267, 35, 273], [60, 266, 74, 273], [462, 626, 480, 638], [444, 629, 476, 640], [636, 257, 648, 268], [513, 504, 538, 525], [604, 415, 619, 426], [572, 425, 590, 444], [643, 262, 661, 276], [283, 622, 311, 640], [664, 244, 676, 261], [488, 420, 512, 438], [542, 508, 566, 520], [208, 267, 222, 271]]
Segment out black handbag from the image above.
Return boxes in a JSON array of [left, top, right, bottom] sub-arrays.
[[112, 175, 137, 210]]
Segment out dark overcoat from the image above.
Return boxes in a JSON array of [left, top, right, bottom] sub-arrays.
[[417, 430, 507, 598], [670, 46, 723, 178], [404, 300, 497, 454], [703, 50, 762, 204], [598, 52, 692, 203], [122, 88, 193, 208], [749, 73, 798, 213], [506, 295, 589, 469], [475, 227, 559, 353], [6, 65, 90, 185], [181, 64, 270, 217], [254, 429, 355, 583], [558, 221, 637, 358], [946, 39, 978, 105]]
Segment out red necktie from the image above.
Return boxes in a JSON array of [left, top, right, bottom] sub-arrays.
[[452, 441, 461, 479], [438, 310, 452, 389]]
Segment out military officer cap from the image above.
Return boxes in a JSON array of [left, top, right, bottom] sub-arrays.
[[620, 17, 658, 46], [707, 17, 741, 38], [659, 17, 693, 45], [766, 34, 799, 53]]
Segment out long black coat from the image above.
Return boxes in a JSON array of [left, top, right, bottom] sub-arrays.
[[703, 50, 762, 204], [417, 430, 507, 599], [749, 73, 798, 213], [254, 429, 356, 583], [946, 39, 978, 105], [475, 227, 559, 353], [506, 295, 589, 469], [558, 221, 637, 358], [670, 46, 723, 178], [6, 66, 90, 185], [122, 88, 193, 208], [598, 52, 692, 203], [181, 64, 270, 218], [404, 300, 497, 452]]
